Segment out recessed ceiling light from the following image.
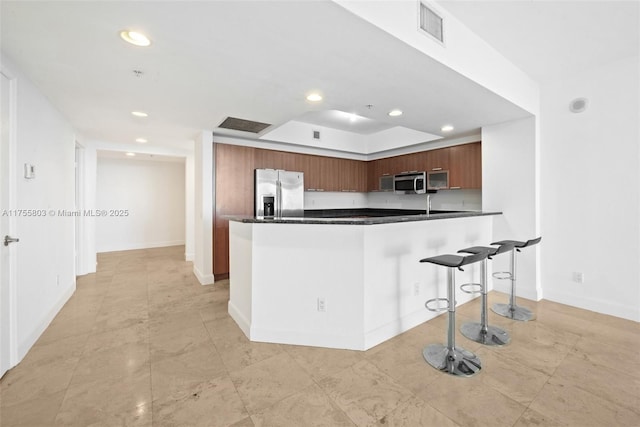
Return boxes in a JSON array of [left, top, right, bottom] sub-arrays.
[[131, 111, 148, 117], [125, 152, 136, 157], [135, 138, 148, 143], [120, 30, 151, 47], [441, 125, 454, 132], [388, 109, 403, 117], [306, 93, 323, 102]]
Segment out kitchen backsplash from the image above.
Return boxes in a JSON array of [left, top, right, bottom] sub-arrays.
[[304, 189, 482, 211]]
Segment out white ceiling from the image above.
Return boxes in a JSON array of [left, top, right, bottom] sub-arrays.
[[2, 1, 636, 153], [438, 0, 639, 82]]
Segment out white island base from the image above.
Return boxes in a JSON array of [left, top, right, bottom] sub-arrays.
[[228, 215, 494, 351]]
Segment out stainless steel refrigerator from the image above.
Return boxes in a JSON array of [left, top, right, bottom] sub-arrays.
[[254, 169, 304, 218]]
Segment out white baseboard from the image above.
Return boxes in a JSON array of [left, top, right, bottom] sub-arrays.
[[17, 281, 75, 363], [543, 289, 640, 322], [193, 265, 214, 285], [97, 240, 185, 253], [228, 301, 251, 337]]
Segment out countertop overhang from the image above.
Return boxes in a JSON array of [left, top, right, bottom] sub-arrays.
[[226, 210, 502, 225]]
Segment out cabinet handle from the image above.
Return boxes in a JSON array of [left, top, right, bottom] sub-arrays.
[[382, 173, 390, 176], [341, 189, 350, 192], [317, 189, 324, 192], [432, 167, 442, 171], [450, 186, 461, 190], [307, 188, 316, 191]]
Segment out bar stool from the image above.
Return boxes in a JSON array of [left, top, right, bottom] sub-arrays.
[[457, 242, 515, 346], [420, 251, 488, 377], [491, 237, 542, 321]]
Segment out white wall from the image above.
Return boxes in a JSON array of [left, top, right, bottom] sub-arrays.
[[482, 117, 539, 300], [96, 156, 185, 253], [2, 54, 76, 364], [194, 131, 214, 284], [540, 56, 640, 321]]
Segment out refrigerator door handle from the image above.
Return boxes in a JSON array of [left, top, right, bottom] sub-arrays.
[[276, 180, 281, 218]]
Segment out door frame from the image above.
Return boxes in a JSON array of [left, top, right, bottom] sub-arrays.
[[1, 68, 18, 377]]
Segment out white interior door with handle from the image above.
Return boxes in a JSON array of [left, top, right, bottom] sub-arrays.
[[1, 71, 16, 378]]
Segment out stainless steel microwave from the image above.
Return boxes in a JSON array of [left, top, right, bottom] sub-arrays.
[[394, 171, 426, 194]]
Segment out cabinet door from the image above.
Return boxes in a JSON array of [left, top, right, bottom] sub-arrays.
[[449, 142, 481, 189], [425, 148, 450, 172]]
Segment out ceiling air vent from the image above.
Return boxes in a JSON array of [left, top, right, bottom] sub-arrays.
[[419, 2, 444, 43], [218, 117, 271, 133]]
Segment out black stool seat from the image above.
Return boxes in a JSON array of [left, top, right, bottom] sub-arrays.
[[420, 251, 488, 269], [492, 237, 541, 250], [459, 242, 516, 258]]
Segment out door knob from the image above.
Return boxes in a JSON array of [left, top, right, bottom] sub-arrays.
[[4, 235, 19, 246]]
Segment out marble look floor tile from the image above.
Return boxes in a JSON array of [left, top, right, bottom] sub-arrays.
[[365, 334, 442, 395], [512, 408, 566, 427], [487, 322, 578, 376], [149, 308, 205, 337], [283, 344, 364, 382], [205, 317, 284, 372], [0, 390, 65, 426], [571, 335, 640, 380], [152, 375, 248, 427], [230, 352, 314, 414], [198, 299, 231, 323], [54, 369, 151, 426], [0, 356, 79, 407], [415, 374, 526, 427], [317, 360, 413, 426], [71, 341, 149, 387], [529, 379, 639, 427], [92, 305, 149, 333], [473, 347, 550, 405], [37, 312, 98, 344], [251, 383, 354, 427], [150, 346, 227, 402], [83, 322, 149, 354], [150, 323, 216, 363], [551, 353, 640, 414], [375, 396, 460, 427], [231, 417, 256, 427], [19, 332, 88, 368]]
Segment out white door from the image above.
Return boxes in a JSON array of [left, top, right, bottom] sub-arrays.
[[1, 71, 15, 378]]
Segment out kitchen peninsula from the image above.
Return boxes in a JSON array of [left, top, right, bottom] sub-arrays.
[[227, 211, 500, 351]]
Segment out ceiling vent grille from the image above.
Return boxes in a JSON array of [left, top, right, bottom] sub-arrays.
[[419, 2, 444, 43], [218, 117, 271, 133]]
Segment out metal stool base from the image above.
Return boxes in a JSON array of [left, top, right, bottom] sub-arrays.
[[460, 322, 511, 346], [423, 344, 481, 377], [492, 303, 535, 321]]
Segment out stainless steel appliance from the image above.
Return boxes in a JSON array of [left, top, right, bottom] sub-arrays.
[[254, 169, 304, 218], [394, 171, 426, 194]]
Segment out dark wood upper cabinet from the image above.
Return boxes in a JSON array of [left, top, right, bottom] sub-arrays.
[[448, 142, 481, 189]]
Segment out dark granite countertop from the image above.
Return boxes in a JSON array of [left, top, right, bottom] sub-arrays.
[[226, 209, 501, 225]]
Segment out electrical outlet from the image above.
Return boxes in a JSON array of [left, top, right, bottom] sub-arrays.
[[413, 282, 420, 296], [317, 297, 326, 312], [572, 272, 584, 283]]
